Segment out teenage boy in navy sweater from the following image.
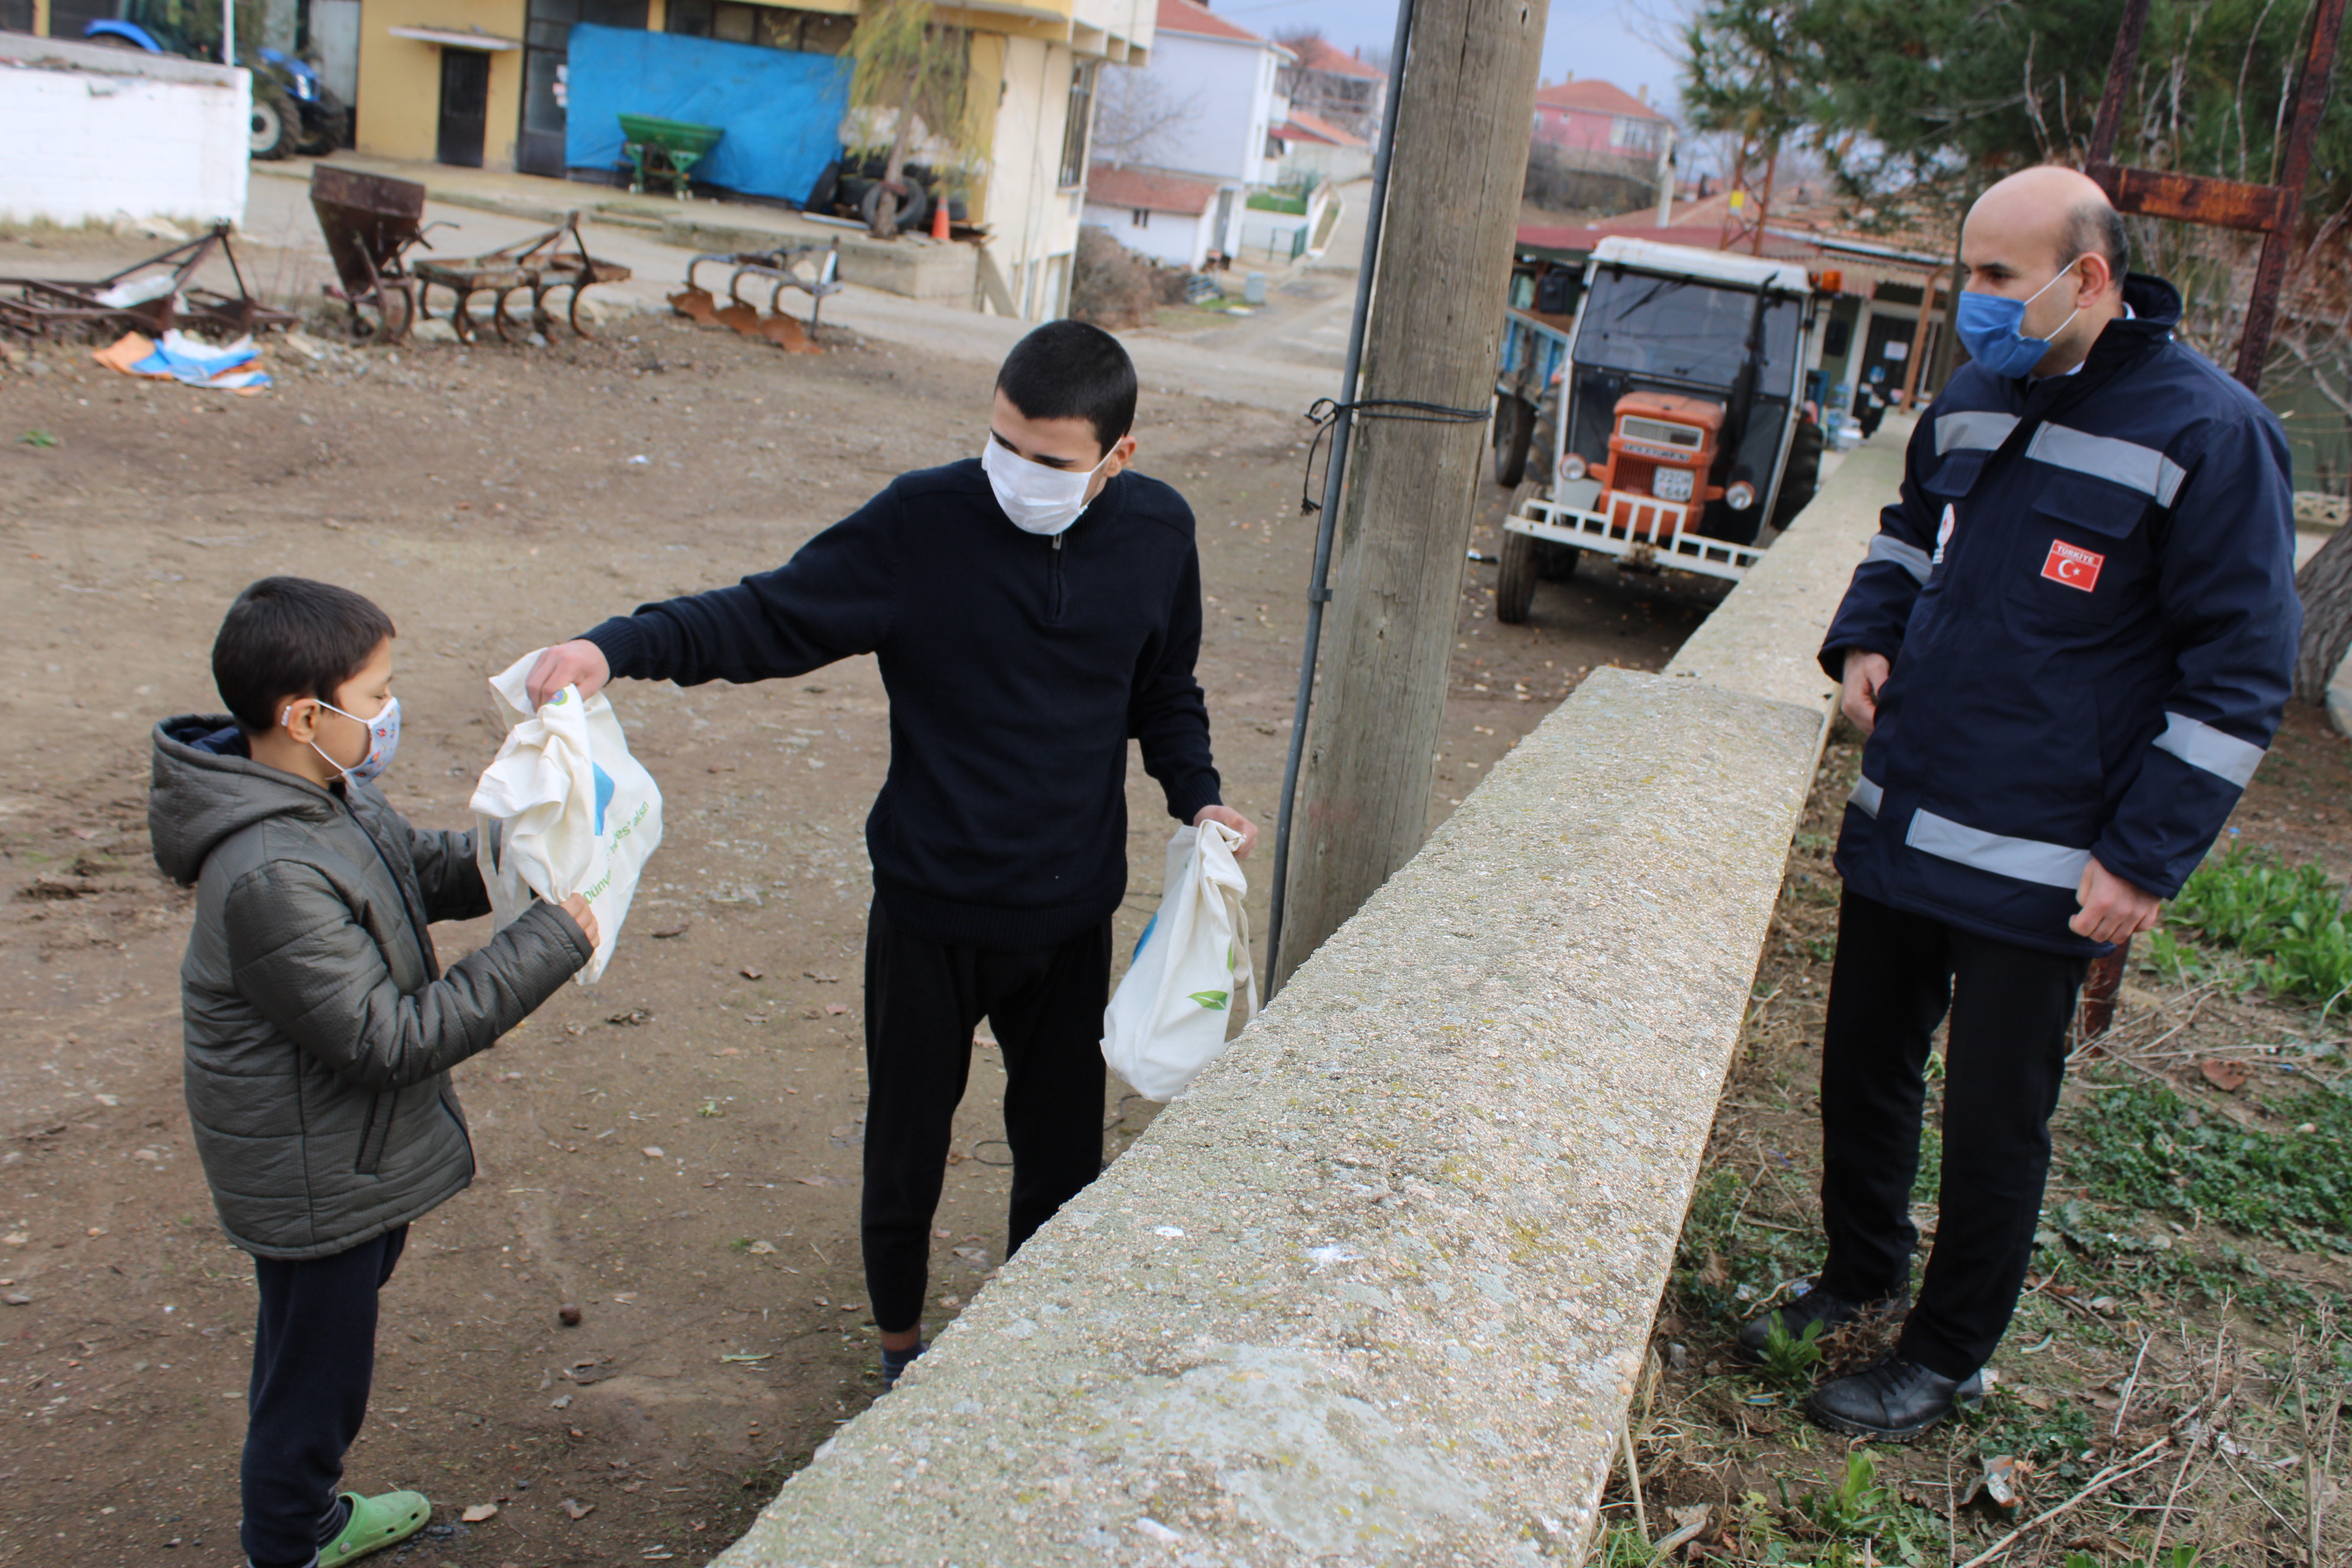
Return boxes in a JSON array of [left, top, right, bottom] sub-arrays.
[[527, 321, 1255, 1384]]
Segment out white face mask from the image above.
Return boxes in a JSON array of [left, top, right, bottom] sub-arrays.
[[981, 436, 1113, 536]]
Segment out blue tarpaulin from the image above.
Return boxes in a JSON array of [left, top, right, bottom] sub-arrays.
[[564, 24, 849, 206]]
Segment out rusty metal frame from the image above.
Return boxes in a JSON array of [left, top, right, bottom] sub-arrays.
[[2085, 0, 2349, 393], [0, 226, 292, 342]]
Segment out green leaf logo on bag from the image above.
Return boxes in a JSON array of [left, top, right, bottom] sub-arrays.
[[1189, 989, 1230, 1011]]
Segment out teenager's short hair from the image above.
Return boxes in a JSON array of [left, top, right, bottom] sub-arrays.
[[213, 577, 396, 733], [996, 320, 1137, 455]]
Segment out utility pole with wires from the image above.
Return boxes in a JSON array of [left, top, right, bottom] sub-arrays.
[[1265, 0, 1546, 994]]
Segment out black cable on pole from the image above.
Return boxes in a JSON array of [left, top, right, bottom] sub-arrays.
[[1262, 0, 1423, 997]]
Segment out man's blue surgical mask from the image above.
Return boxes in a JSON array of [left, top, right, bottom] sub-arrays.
[[1955, 257, 2090, 378]]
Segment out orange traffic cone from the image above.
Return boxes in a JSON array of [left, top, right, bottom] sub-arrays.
[[930, 197, 950, 241]]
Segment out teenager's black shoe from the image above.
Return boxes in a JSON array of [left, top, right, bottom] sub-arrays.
[[1805, 1356, 1983, 1440], [1733, 1280, 1909, 1364]]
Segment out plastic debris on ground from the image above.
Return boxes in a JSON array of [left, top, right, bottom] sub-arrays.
[[91, 330, 272, 394]]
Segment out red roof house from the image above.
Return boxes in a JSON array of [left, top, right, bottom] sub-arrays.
[[1532, 78, 1671, 161]]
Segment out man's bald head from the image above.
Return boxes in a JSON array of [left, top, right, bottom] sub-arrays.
[[1969, 165, 2128, 279]]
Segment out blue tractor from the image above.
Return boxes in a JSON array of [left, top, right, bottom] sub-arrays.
[[85, 0, 349, 159]]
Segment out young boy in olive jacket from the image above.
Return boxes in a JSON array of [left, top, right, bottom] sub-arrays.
[[150, 577, 598, 1568]]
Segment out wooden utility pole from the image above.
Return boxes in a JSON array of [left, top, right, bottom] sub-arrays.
[[1270, 0, 1545, 991]]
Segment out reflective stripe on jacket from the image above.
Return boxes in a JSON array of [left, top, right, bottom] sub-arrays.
[[1819, 273, 2299, 956]]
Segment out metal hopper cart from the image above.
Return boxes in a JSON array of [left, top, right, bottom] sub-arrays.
[[309, 165, 439, 344]]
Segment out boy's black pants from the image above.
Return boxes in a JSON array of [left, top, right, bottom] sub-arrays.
[[242, 1226, 407, 1568], [1817, 889, 2088, 1381], [861, 901, 1110, 1334]]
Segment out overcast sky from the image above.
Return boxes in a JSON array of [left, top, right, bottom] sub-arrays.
[[1218, 0, 1690, 117]]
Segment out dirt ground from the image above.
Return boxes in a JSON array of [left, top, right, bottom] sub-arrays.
[[0, 240, 1723, 1567]]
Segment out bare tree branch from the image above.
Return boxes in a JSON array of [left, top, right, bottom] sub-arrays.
[[1091, 67, 1203, 170]]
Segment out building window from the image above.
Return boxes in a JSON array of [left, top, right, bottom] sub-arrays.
[[1131, 208, 1150, 228], [665, 1, 854, 54], [1059, 61, 1096, 189]]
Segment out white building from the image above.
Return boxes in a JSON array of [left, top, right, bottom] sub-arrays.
[[1083, 164, 1224, 269], [1082, 0, 1288, 266]]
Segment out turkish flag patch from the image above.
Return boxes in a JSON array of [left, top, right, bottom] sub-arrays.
[[2041, 538, 2105, 592]]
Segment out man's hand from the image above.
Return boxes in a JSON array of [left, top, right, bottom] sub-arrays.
[[1840, 650, 1893, 736], [2070, 856, 2162, 945], [527, 640, 611, 710], [558, 893, 602, 952], [1194, 805, 1259, 858]]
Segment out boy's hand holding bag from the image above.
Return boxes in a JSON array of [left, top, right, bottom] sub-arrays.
[[470, 649, 664, 984], [1101, 820, 1254, 1102]]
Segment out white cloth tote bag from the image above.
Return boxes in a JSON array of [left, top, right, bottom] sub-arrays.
[[469, 649, 664, 984], [1102, 821, 1255, 1102]]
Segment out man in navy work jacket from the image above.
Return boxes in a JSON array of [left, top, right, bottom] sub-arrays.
[[522, 322, 1256, 1391], [1736, 165, 2299, 1439]]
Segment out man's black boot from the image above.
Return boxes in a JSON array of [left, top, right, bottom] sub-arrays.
[[1732, 1280, 1908, 1365], [1806, 1356, 1984, 1440]]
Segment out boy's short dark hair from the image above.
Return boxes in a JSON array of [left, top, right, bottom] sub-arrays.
[[996, 320, 1138, 456], [213, 577, 396, 734]]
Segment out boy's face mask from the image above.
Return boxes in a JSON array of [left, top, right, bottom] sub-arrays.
[[286, 694, 402, 783], [981, 436, 1113, 536]]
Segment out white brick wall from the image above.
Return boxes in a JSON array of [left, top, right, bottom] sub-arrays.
[[0, 41, 249, 228]]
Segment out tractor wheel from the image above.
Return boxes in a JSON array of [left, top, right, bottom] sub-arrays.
[[1491, 393, 1533, 486], [250, 93, 294, 160], [1496, 482, 1545, 628]]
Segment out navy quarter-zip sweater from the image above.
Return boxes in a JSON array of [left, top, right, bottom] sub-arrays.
[[580, 459, 1223, 950], [1821, 275, 2299, 956]]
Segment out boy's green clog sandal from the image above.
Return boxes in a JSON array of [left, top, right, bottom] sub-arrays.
[[319, 1491, 432, 1567]]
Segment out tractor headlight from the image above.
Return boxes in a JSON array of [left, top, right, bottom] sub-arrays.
[[1561, 453, 1587, 481], [1726, 480, 1758, 511]]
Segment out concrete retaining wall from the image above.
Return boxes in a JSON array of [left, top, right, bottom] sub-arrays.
[[711, 444, 1906, 1566], [0, 35, 250, 229]]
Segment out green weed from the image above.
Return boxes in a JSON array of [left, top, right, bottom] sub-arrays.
[[2139, 926, 2242, 990], [1590, 1521, 1656, 1566], [1732, 1455, 1942, 1564], [1759, 1315, 1825, 1389], [2164, 848, 2352, 1011], [2068, 1550, 2197, 1568], [18, 429, 57, 448], [2063, 1080, 2351, 1247], [1791, 1452, 1892, 1537], [1909, 1125, 1943, 1205]]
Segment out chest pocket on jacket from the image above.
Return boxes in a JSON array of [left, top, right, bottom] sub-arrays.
[[1922, 450, 1987, 501], [2004, 473, 2151, 628]]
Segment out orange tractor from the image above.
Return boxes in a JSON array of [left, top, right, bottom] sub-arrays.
[[1495, 237, 1830, 619]]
